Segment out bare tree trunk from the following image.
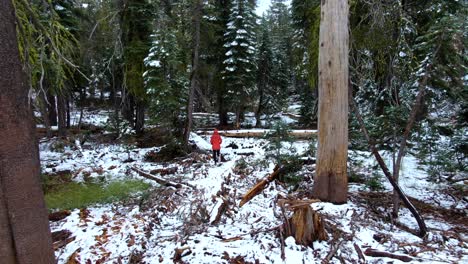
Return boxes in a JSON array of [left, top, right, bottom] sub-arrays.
[[122, 90, 135, 127], [183, 0, 202, 148], [47, 91, 57, 126], [66, 97, 71, 128], [312, 0, 349, 204], [0, 0, 55, 261], [38, 91, 52, 137], [255, 85, 265, 128], [135, 99, 145, 134], [57, 94, 67, 137]]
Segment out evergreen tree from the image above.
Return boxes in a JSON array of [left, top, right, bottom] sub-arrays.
[[121, 0, 153, 133], [290, 0, 320, 127], [144, 1, 190, 136], [222, 0, 258, 128], [255, 18, 274, 127]]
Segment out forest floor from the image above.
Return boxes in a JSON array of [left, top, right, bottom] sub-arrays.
[[41, 109, 467, 264]]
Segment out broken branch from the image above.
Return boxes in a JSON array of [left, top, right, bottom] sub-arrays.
[[239, 165, 283, 207], [364, 248, 412, 262], [131, 166, 194, 189]]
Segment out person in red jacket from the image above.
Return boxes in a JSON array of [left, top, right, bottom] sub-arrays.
[[210, 129, 222, 164]]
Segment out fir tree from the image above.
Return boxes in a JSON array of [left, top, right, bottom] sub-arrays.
[[222, 0, 258, 128]]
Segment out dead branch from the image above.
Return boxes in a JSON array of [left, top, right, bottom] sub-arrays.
[[131, 166, 194, 189], [322, 240, 344, 264], [239, 165, 283, 207], [279, 226, 286, 260], [350, 91, 427, 237], [364, 248, 412, 262], [173, 246, 191, 263], [353, 243, 366, 262], [221, 226, 281, 241], [210, 197, 228, 225]]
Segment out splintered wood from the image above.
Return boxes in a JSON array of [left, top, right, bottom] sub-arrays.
[[239, 165, 282, 207], [280, 199, 327, 246]]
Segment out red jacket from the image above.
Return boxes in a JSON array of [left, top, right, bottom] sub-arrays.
[[210, 130, 222, 150]]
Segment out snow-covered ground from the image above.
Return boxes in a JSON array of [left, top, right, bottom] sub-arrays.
[[42, 110, 467, 264]]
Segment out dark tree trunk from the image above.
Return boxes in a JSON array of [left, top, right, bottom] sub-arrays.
[[47, 92, 57, 126], [135, 99, 145, 134], [183, 0, 202, 148], [57, 94, 67, 137], [0, 1, 55, 262], [38, 91, 52, 137], [218, 103, 229, 127], [255, 85, 265, 128], [66, 97, 71, 128], [122, 91, 135, 127]]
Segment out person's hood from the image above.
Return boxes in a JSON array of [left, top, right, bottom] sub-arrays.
[[214, 129, 219, 134]]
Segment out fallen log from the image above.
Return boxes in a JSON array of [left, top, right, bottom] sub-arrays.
[[364, 248, 412, 262], [239, 165, 282, 207], [199, 130, 317, 139], [131, 167, 193, 189], [150, 167, 178, 176]]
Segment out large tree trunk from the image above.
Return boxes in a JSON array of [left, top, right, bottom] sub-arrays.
[[312, 0, 349, 204], [183, 0, 202, 148], [0, 0, 55, 262]]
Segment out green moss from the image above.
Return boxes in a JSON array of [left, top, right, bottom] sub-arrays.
[[44, 179, 151, 210]]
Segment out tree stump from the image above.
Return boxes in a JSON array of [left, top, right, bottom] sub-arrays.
[[281, 200, 327, 246]]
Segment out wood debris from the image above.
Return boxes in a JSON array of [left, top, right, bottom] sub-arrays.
[[131, 166, 194, 189], [239, 165, 282, 207], [280, 199, 327, 246], [364, 248, 412, 262]]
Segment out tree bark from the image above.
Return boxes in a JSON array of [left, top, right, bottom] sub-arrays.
[[122, 90, 135, 127], [312, 0, 349, 204], [47, 91, 57, 126], [183, 0, 202, 148], [0, 0, 55, 262], [57, 93, 67, 137], [135, 99, 145, 134]]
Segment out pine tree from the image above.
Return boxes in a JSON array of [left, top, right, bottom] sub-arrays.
[[222, 0, 257, 128], [255, 18, 274, 127], [144, 1, 190, 136]]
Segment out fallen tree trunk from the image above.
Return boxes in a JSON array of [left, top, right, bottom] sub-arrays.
[[364, 248, 412, 262], [131, 167, 193, 189], [199, 130, 317, 139], [239, 165, 282, 207]]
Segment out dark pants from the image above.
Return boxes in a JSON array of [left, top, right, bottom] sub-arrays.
[[212, 150, 220, 163]]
